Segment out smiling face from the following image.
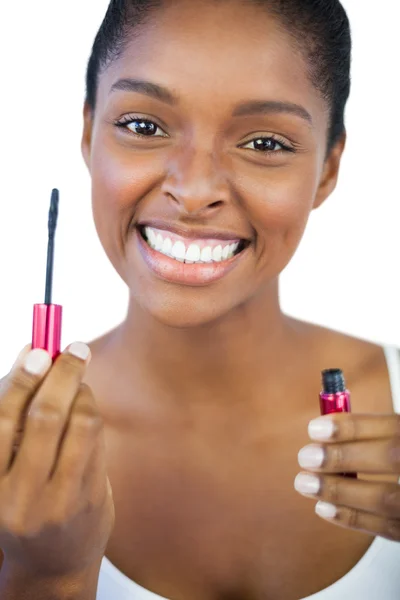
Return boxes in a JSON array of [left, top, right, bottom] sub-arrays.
[[81, 0, 345, 328]]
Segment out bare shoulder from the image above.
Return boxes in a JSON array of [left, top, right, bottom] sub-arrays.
[[290, 317, 395, 414]]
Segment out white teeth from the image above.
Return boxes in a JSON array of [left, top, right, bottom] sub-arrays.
[[162, 237, 172, 256], [185, 244, 201, 262], [222, 244, 230, 260], [200, 246, 213, 263], [227, 242, 239, 258], [170, 240, 186, 262], [155, 233, 164, 251], [212, 245, 223, 262], [146, 227, 156, 248], [143, 226, 242, 263]]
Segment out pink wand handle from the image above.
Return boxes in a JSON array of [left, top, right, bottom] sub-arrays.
[[32, 304, 63, 361], [319, 390, 351, 415], [319, 389, 356, 478]]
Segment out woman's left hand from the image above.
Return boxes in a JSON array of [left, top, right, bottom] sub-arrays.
[[294, 413, 400, 541]]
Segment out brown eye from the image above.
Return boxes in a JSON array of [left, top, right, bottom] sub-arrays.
[[243, 137, 288, 153], [115, 116, 168, 138], [129, 119, 158, 136], [254, 138, 279, 151]]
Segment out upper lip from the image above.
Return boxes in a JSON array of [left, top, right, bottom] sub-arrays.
[[137, 220, 251, 242]]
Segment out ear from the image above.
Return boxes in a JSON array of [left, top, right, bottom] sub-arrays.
[[81, 101, 94, 172], [313, 130, 347, 210]]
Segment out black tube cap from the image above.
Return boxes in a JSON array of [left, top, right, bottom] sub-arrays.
[[322, 369, 346, 394]]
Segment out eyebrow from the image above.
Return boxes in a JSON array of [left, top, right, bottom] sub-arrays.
[[110, 78, 178, 105], [110, 78, 313, 126], [232, 100, 313, 126]]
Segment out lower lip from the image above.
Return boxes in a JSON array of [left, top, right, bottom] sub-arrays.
[[136, 228, 248, 286]]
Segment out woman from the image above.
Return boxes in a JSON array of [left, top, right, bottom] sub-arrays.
[[0, 0, 399, 598]]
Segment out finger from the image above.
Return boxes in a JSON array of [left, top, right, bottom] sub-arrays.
[[0, 344, 34, 441], [81, 413, 110, 506], [50, 384, 104, 509], [0, 347, 52, 475], [294, 472, 400, 519], [313, 501, 400, 542], [0, 344, 32, 390], [7, 345, 37, 445], [10, 344, 33, 372], [10, 343, 91, 497], [298, 438, 400, 475], [308, 413, 400, 443]]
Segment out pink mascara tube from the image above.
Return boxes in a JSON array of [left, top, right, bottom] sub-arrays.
[[320, 369, 356, 478], [31, 189, 63, 362]]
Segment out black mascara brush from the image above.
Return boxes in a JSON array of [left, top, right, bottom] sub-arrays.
[[31, 189, 63, 360]]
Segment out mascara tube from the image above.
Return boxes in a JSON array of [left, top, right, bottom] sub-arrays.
[[32, 304, 62, 361], [320, 369, 356, 478], [31, 189, 63, 361], [320, 369, 350, 415]]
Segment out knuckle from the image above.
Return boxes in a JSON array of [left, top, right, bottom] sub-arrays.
[[27, 402, 64, 424], [387, 437, 400, 472], [77, 382, 95, 400], [323, 477, 341, 505], [343, 507, 359, 529], [381, 485, 400, 518], [386, 518, 400, 541], [83, 496, 99, 516], [73, 385, 101, 427], [50, 502, 71, 524], [0, 407, 15, 429], [56, 353, 85, 378], [1, 512, 35, 538], [1, 514, 22, 536], [8, 370, 38, 393], [330, 445, 345, 471], [343, 415, 358, 441], [53, 448, 80, 478], [71, 409, 103, 433]]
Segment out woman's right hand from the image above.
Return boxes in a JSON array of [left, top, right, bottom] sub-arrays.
[[0, 342, 115, 578]]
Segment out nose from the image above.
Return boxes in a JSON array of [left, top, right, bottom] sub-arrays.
[[161, 146, 231, 217]]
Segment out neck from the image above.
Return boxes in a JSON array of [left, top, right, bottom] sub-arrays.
[[107, 280, 305, 404]]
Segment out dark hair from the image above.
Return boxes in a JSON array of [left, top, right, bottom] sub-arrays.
[[85, 0, 352, 158]]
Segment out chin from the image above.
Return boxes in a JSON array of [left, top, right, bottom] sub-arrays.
[[130, 285, 242, 329]]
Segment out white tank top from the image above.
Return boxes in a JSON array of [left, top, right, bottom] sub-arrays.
[[97, 346, 400, 599]]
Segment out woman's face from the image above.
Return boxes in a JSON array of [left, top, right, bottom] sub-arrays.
[[82, 0, 345, 328]]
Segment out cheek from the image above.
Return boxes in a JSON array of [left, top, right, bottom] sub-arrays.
[[89, 135, 165, 255], [245, 163, 319, 247]]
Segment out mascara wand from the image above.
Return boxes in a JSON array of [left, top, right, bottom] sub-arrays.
[[45, 189, 59, 305], [31, 189, 63, 361]]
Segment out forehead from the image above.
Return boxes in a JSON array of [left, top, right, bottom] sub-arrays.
[[98, 0, 327, 130]]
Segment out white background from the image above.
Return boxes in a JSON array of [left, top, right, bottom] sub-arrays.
[[0, 0, 398, 374]]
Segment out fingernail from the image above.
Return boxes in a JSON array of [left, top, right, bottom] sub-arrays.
[[67, 342, 91, 361], [308, 417, 336, 441], [315, 501, 337, 519], [294, 472, 321, 495], [23, 349, 52, 375], [298, 444, 325, 468]]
